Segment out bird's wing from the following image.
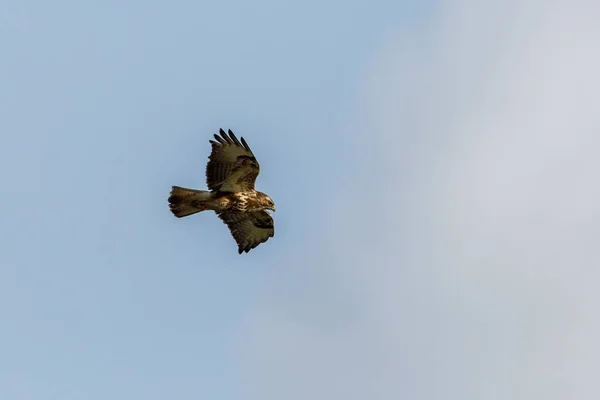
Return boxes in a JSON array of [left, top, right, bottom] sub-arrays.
[[217, 210, 274, 254], [206, 129, 260, 193]]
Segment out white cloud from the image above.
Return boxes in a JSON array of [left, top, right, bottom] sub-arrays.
[[239, 1, 600, 399]]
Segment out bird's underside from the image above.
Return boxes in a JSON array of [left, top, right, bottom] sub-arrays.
[[168, 129, 275, 254]]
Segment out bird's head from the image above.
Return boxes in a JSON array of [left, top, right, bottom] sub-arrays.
[[265, 196, 276, 212], [258, 192, 276, 212]]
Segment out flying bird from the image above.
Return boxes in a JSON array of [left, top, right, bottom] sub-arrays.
[[168, 129, 276, 254]]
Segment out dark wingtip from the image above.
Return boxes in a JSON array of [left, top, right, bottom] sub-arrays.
[[213, 133, 226, 144], [238, 245, 253, 254], [228, 130, 243, 146], [211, 128, 252, 152], [240, 137, 252, 152], [219, 129, 233, 144]]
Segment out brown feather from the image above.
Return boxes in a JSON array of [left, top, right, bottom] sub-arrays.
[[168, 186, 212, 218], [205, 128, 260, 192], [217, 210, 274, 254]]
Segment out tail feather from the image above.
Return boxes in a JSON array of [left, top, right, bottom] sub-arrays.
[[168, 186, 212, 218]]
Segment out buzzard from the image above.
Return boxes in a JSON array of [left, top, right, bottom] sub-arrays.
[[168, 129, 276, 254]]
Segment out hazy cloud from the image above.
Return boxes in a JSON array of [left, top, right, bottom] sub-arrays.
[[239, 1, 600, 399]]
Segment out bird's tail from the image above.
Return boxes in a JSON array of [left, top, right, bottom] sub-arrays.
[[168, 186, 212, 218]]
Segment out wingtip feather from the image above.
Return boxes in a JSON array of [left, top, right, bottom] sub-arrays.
[[228, 130, 243, 146], [213, 134, 226, 144], [211, 128, 252, 152], [219, 129, 233, 144], [240, 137, 252, 152]]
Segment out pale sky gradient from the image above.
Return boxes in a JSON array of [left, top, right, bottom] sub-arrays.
[[1, 1, 599, 399]]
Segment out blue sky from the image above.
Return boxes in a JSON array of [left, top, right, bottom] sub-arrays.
[[2, 0, 599, 399]]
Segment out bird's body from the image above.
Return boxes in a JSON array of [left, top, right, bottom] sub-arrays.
[[169, 187, 273, 215], [168, 129, 275, 254]]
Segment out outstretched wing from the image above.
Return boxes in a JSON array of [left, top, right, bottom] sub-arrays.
[[217, 210, 274, 254], [206, 129, 260, 193]]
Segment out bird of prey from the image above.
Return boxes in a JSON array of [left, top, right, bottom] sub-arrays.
[[168, 129, 276, 254]]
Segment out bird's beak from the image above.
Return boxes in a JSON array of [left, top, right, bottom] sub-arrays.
[[271, 205, 276, 212]]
